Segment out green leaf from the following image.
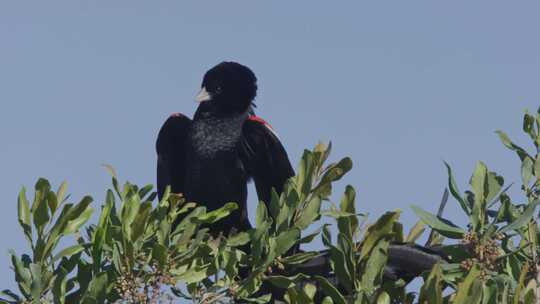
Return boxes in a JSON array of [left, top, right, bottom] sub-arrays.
[[444, 162, 469, 215], [138, 184, 153, 199], [481, 279, 499, 304], [17, 188, 32, 246], [112, 243, 122, 274], [286, 187, 301, 213], [64, 206, 94, 235], [521, 156, 534, 187], [314, 276, 346, 304], [92, 191, 113, 271], [329, 245, 352, 292], [321, 297, 334, 304], [295, 196, 322, 230], [295, 149, 315, 197], [80, 272, 109, 304], [321, 209, 356, 219], [268, 188, 281, 222], [338, 185, 358, 237], [338, 232, 355, 284], [120, 193, 140, 239], [499, 200, 540, 233], [43, 196, 93, 262], [495, 193, 518, 224], [513, 263, 529, 304], [274, 228, 300, 256], [34, 178, 51, 194], [281, 251, 321, 265], [63, 196, 93, 232], [256, 201, 269, 228], [285, 286, 312, 304], [238, 273, 263, 298], [52, 245, 85, 262], [152, 243, 168, 267], [10, 251, 31, 298], [360, 211, 400, 258], [523, 111, 537, 144], [177, 203, 196, 217], [523, 279, 538, 304], [172, 264, 212, 284], [419, 263, 443, 304], [76, 259, 93, 297], [486, 172, 504, 204], [53, 255, 80, 304], [52, 271, 67, 304], [411, 205, 465, 239], [192, 202, 238, 224], [322, 224, 332, 247], [312, 156, 352, 198], [496, 130, 530, 161], [227, 232, 250, 247], [360, 237, 389, 295], [276, 191, 291, 233], [453, 264, 483, 304], [172, 207, 205, 247], [241, 294, 272, 304], [319, 157, 353, 187], [376, 292, 391, 304], [56, 181, 68, 204], [535, 153, 540, 181], [266, 274, 308, 289], [31, 178, 50, 214], [470, 161, 489, 231], [29, 263, 43, 300], [314, 141, 332, 165], [32, 187, 50, 236], [298, 228, 321, 244], [1, 290, 21, 302], [130, 201, 152, 241], [405, 220, 425, 242], [471, 161, 488, 203], [46, 191, 59, 216], [303, 283, 317, 300]]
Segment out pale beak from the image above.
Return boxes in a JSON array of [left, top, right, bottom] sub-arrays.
[[195, 87, 212, 102]]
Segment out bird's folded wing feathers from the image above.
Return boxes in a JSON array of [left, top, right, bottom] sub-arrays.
[[240, 116, 295, 207], [156, 113, 192, 200]]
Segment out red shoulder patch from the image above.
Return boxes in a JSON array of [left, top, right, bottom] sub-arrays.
[[248, 115, 273, 129], [248, 115, 280, 138]]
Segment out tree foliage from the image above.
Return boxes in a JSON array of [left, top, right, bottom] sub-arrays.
[[2, 110, 540, 303]]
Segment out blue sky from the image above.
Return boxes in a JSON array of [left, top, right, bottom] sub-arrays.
[[1, 1, 540, 292]]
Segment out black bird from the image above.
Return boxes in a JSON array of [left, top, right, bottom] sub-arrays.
[[156, 61, 294, 235]]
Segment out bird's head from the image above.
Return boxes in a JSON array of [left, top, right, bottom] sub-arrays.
[[195, 61, 258, 114]]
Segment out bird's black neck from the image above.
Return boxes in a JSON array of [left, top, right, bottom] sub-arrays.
[[194, 99, 252, 120], [189, 108, 248, 158]]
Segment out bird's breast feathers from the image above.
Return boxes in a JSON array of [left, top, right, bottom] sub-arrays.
[[189, 113, 247, 157]]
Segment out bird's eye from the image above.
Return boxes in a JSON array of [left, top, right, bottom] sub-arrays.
[[215, 86, 222, 94]]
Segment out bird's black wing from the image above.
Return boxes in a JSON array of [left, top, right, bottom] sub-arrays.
[[156, 113, 192, 200], [240, 116, 295, 207]]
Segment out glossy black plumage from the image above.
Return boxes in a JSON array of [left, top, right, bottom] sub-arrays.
[[156, 62, 294, 235]]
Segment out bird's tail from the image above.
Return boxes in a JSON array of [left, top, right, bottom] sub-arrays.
[[253, 242, 448, 301], [286, 242, 447, 282], [384, 243, 447, 281]]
